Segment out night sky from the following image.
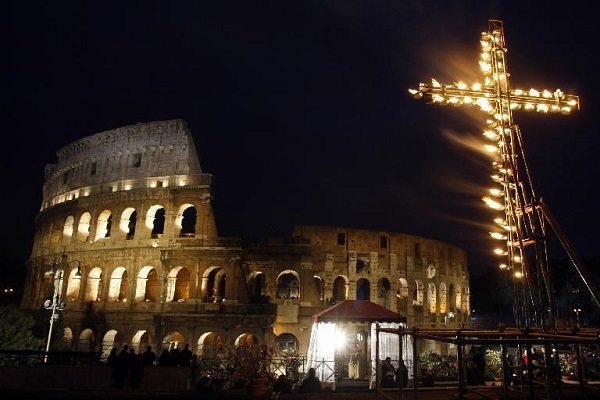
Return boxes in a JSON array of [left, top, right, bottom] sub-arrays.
[[5, 1, 599, 279]]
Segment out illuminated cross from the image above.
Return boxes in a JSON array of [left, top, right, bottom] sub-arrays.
[[408, 20, 597, 330]]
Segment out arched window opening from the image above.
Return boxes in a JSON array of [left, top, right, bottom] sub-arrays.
[[356, 278, 370, 301], [413, 280, 424, 306], [250, 273, 268, 303], [77, 212, 92, 243], [85, 267, 103, 301], [332, 276, 347, 304], [276, 333, 298, 353], [204, 267, 227, 303], [66, 268, 81, 301], [198, 332, 224, 359], [94, 210, 113, 241], [63, 216, 75, 240], [119, 208, 137, 239], [428, 282, 437, 314], [180, 206, 197, 237], [276, 272, 300, 300], [235, 333, 258, 346], [173, 268, 190, 301], [145, 269, 158, 302], [78, 328, 95, 353], [151, 208, 165, 237], [448, 284, 456, 312], [455, 284, 462, 312], [356, 257, 369, 274], [377, 278, 391, 308], [439, 283, 448, 314]]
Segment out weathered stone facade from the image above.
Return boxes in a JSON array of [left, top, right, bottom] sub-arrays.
[[20, 119, 470, 362]]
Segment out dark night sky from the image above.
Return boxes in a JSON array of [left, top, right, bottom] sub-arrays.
[[5, 1, 599, 279]]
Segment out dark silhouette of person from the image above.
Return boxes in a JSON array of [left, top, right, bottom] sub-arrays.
[[159, 348, 171, 366], [273, 374, 293, 394], [169, 347, 180, 366], [466, 361, 485, 385], [473, 346, 486, 377], [298, 367, 321, 393], [142, 345, 156, 367], [381, 357, 396, 388], [397, 359, 409, 388], [113, 344, 130, 388], [106, 347, 118, 366], [179, 343, 193, 367], [128, 347, 144, 389]]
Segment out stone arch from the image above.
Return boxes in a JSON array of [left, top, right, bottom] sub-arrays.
[[455, 284, 462, 311], [100, 329, 119, 362], [202, 266, 226, 302], [428, 282, 437, 314], [76, 212, 92, 243], [175, 203, 197, 237], [377, 277, 392, 308], [276, 270, 300, 300], [66, 267, 82, 301], [332, 275, 348, 303], [165, 266, 190, 302], [119, 207, 137, 239], [275, 333, 298, 352], [249, 271, 267, 302], [63, 215, 75, 241], [62, 327, 74, 351], [135, 266, 159, 302], [77, 328, 95, 352], [439, 282, 448, 314], [162, 331, 185, 351], [197, 332, 224, 358], [132, 329, 153, 353], [397, 278, 409, 298], [312, 274, 324, 303], [413, 280, 424, 306], [108, 267, 128, 301], [145, 204, 165, 237], [448, 284, 455, 312], [85, 267, 103, 302], [235, 333, 258, 346], [356, 278, 370, 301], [94, 209, 113, 241]]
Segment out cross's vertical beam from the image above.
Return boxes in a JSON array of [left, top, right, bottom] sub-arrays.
[[409, 20, 587, 330]]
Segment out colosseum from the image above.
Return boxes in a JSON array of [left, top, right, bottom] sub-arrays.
[[20, 119, 470, 374]]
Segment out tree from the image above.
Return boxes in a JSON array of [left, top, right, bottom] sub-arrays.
[[0, 304, 44, 351]]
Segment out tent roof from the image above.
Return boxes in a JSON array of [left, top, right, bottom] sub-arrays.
[[311, 300, 407, 324]]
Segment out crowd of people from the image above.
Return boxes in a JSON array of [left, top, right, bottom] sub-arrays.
[[106, 343, 197, 390]]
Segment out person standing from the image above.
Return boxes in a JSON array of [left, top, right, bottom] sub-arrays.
[[128, 347, 144, 389], [380, 357, 396, 388], [142, 345, 156, 367], [113, 344, 130, 389], [397, 359, 409, 388], [179, 343, 193, 367]]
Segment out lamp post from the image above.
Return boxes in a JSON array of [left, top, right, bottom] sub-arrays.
[[43, 253, 81, 362]]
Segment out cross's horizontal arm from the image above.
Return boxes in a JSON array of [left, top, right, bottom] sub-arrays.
[[409, 80, 579, 115]]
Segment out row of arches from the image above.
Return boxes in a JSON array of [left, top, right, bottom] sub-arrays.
[[40, 203, 199, 248], [60, 326, 299, 363], [45, 263, 469, 315]]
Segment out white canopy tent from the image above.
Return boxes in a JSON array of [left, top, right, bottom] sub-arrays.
[[305, 300, 411, 389]]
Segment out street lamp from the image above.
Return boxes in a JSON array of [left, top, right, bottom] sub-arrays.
[[43, 253, 81, 362]]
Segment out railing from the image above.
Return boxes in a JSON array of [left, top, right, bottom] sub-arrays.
[[0, 350, 99, 367]]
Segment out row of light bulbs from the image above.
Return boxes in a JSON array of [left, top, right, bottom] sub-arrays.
[[408, 23, 579, 276]]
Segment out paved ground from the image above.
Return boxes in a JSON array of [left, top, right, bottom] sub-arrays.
[[2, 384, 600, 400]]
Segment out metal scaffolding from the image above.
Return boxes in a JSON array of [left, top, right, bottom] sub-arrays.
[[409, 19, 599, 331]]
